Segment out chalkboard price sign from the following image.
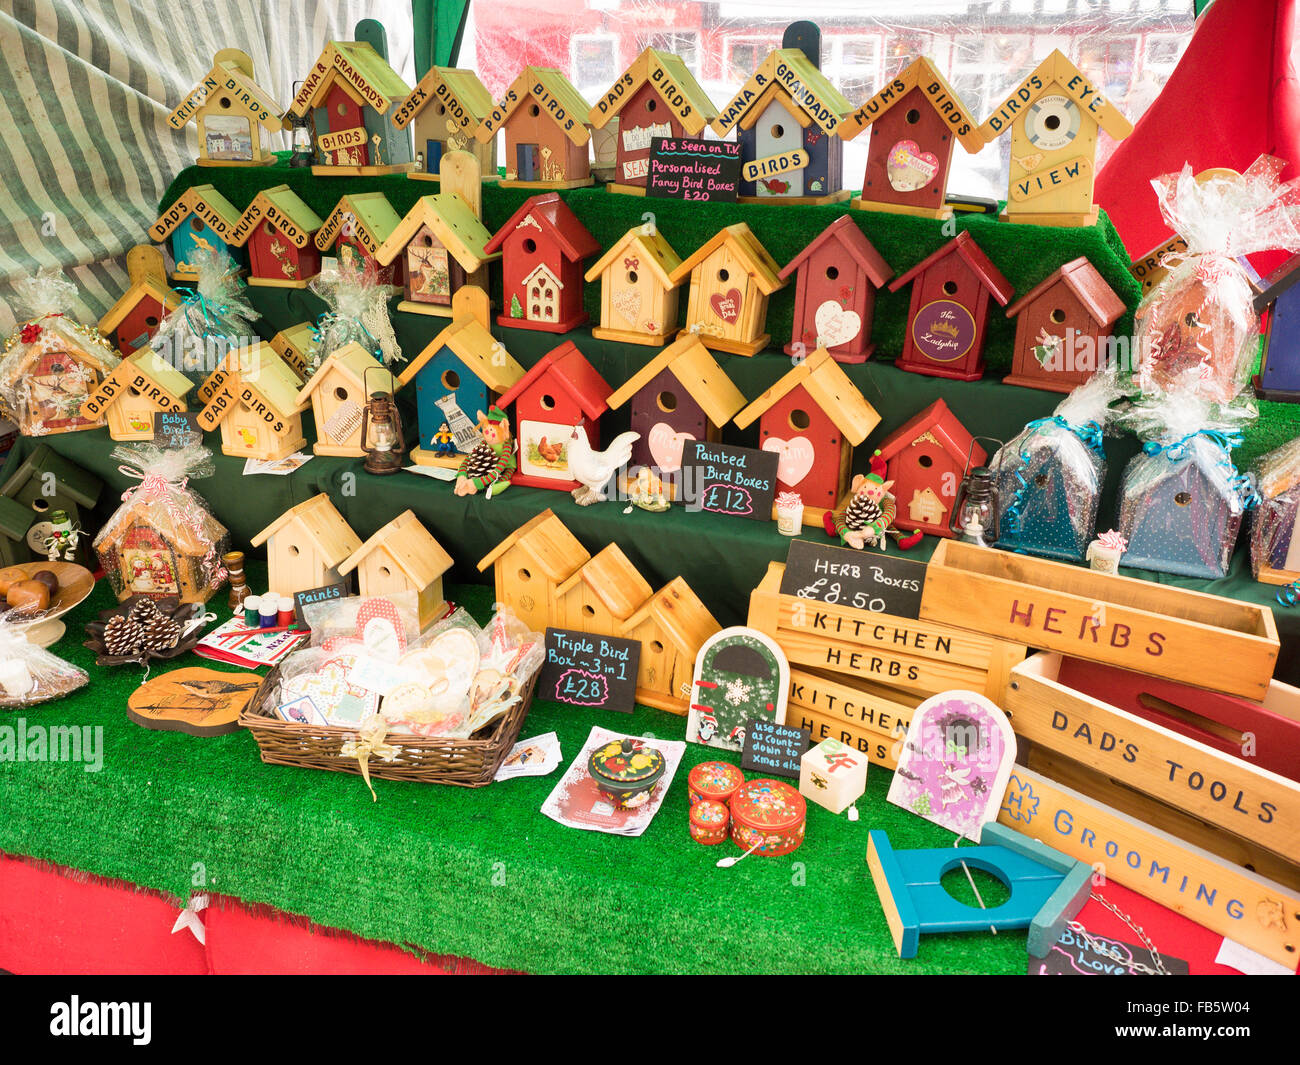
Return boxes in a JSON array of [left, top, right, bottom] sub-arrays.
[[646, 136, 742, 202], [742, 719, 810, 779], [538, 627, 641, 714], [156, 410, 204, 448], [679, 440, 779, 522], [778, 538, 928, 620]]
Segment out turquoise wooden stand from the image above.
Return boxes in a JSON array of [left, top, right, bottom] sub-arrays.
[[866, 824, 1092, 959]]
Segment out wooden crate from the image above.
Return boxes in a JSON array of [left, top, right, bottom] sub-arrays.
[[920, 539, 1279, 700], [785, 667, 918, 770]]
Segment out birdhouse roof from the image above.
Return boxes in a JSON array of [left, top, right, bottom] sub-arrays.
[[397, 315, 525, 394], [314, 192, 404, 254], [732, 347, 880, 445], [120, 349, 193, 406], [3, 322, 119, 386], [888, 230, 1014, 306], [475, 508, 590, 581], [167, 50, 287, 132], [605, 334, 746, 427], [1252, 253, 1300, 314], [250, 492, 361, 564], [624, 576, 720, 655], [556, 543, 653, 622], [0, 494, 33, 543], [269, 323, 317, 375], [669, 223, 785, 293], [484, 193, 600, 262], [588, 47, 718, 134], [290, 40, 411, 117], [778, 215, 893, 288], [0, 443, 103, 508], [148, 185, 243, 241], [198, 343, 305, 428], [374, 193, 500, 271], [877, 398, 985, 468], [584, 225, 682, 290], [97, 271, 182, 336], [392, 65, 495, 131], [297, 343, 395, 405], [836, 56, 983, 153], [1006, 256, 1125, 326], [712, 47, 852, 136], [496, 341, 611, 421], [978, 49, 1133, 143], [475, 66, 592, 146], [230, 185, 325, 249], [337, 509, 453, 586]]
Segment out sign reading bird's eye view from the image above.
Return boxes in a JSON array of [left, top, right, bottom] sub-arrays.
[[539, 627, 641, 714], [646, 136, 742, 203], [679, 439, 779, 521], [779, 537, 927, 620]]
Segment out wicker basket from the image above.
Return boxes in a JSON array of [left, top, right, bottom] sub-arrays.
[[239, 664, 539, 788]]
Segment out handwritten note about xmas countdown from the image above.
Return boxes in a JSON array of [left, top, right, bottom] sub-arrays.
[[539, 628, 641, 714]]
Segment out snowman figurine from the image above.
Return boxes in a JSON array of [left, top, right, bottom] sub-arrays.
[[42, 509, 80, 562]]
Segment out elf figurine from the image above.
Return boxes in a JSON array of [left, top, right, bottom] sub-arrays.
[[454, 408, 516, 498], [825, 452, 924, 551]]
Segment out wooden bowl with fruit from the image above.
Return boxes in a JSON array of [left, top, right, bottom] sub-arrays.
[[0, 561, 96, 647]]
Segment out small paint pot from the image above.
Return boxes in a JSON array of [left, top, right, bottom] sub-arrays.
[[730, 778, 806, 857], [689, 800, 730, 846], [687, 760, 745, 807], [243, 595, 261, 627], [588, 737, 666, 810], [277, 596, 295, 627], [259, 597, 278, 628]]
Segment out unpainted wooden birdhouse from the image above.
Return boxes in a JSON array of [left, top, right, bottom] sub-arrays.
[[623, 576, 721, 715], [250, 492, 362, 597], [555, 543, 653, 640], [296, 343, 396, 457], [337, 510, 454, 631], [475, 508, 591, 634]]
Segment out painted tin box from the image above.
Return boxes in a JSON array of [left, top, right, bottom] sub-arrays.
[[687, 760, 745, 807], [689, 799, 730, 845], [729, 778, 806, 857]]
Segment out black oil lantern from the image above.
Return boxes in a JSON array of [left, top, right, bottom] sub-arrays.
[[359, 367, 405, 475], [953, 437, 1003, 547], [288, 81, 313, 168]]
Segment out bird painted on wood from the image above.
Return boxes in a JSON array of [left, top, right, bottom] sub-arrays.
[[568, 422, 639, 506]]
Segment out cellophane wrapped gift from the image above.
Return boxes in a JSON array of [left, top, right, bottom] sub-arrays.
[[1136, 156, 1300, 403], [148, 247, 256, 379], [93, 441, 229, 604], [993, 370, 1122, 561], [0, 271, 120, 436], [0, 617, 89, 705], [307, 257, 401, 371], [1249, 436, 1300, 581], [1115, 394, 1259, 579]]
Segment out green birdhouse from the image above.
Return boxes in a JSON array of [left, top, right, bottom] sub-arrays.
[[0, 445, 104, 567]]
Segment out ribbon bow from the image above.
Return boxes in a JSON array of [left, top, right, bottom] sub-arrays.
[[623, 256, 639, 270], [175, 287, 228, 330], [1141, 430, 1260, 509], [339, 716, 399, 802], [1095, 529, 1127, 552], [1001, 417, 1105, 537]]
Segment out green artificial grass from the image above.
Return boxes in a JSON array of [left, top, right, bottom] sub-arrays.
[[1, 568, 1030, 975]]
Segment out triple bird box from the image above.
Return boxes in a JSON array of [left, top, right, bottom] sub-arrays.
[[391, 65, 497, 181], [97, 246, 182, 355], [475, 508, 591, 634], [149, 185, 245, 283], [671, 223, 787, 357], [877, 398, 985, 539], [584, 224, 684, 346], [196, 342, 307, 462], [477, 66, 593, 188], [375, 193, 498, 318], [315, 192, 405, 287], [229, 185, 324, 289], [166, 49, 288, 167], [555, 543, 652, 641]]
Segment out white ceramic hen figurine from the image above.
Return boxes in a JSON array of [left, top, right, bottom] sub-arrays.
[[568, 422, 639, 506]]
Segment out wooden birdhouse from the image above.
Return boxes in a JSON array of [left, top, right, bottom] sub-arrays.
[[555, 543, 652, 640], [196, 342, 307, 461], [79, 349, 193, 442], [97, 246, 181, 355], [876, 399, 985, 538], [396, 306, 525, 468], [475, 508, 591, 634], [584, 224, 684, 345], [623, 576, 721, 715], [495, 341, 613, 491], [1251, 440, 1300, 586], [288, 24, 415, 176], [1003, 257, 1126, 393], [1, 317, 119, 437], [887, 231, 1014, 381], [166, 49, 287, 167], [391, 65, 497, 181], [0, 495, 34, 568], [374, 193, 498, 317], [148, 185, 245, 283], [229, 185, 324, 288], [296, 343, 396, 457], [0, 444, 102, 567], [979, 49, 1133, 227], [250, 493, 362, 597], [711, 47, 852, 204], [267, 322, 316, 382], [1253, 254, 1300, 402], [732, 347, 881, 525], [476, 66, 593, 189], [485, 193, 599, 334], [337, 510, 454, 631], [670, 223, 787, 357], [588, 48, 718, 194], [778, 215, 893, 363], [604, 334, 746, 477], [315, 192, 405, 287], [836, 57, 983, 220]]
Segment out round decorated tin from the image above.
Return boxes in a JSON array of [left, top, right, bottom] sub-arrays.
[[729, 778, 806, 857], [687, 761, 745, 807], [588, 738, 666, 810], [689, 800, 730, 845]]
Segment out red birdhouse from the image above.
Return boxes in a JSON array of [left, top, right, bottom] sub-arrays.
[[495, 341, 613, 490], [1003, 257, 1127, 393], [96, 246, 181, 355], [877, 398, 985, 538], [887, 231, 1014, 381], [229, 185, 324, 288], [486, 193, 600, 334], [778, 215, 893, 364]]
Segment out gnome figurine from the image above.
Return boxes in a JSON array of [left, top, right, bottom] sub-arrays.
[[825, 451, 923, 551], [454, 408, 516, 498]]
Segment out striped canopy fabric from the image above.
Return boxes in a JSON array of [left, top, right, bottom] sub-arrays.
[[0, 1, 415, 332]]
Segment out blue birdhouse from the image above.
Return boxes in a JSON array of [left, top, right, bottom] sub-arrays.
[[147, 185, 246, 285], [1249, 438, 1300, 585], [1254, 253, 1300, 401]]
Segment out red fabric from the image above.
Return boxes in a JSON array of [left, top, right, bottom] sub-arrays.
[[1096, 0, 1300, 266]]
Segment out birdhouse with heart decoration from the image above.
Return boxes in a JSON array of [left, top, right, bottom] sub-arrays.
[[229, 184, 324, 289], [876, 398, 984, 539], [148, 185, 245, 284], [97, 246, 182, 355], [778, 215, 893, 364], [375, 193, 499, 318], [314, 192, 405, 288], [732, 347, 881, 525], [585, 224, 684, 346], [476, 66, 594, 188]]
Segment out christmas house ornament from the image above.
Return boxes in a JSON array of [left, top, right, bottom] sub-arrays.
[[837, 56, 984, 220], [166, 49, 287, 167], [477, 65, 593, 188], [728, 778, 806, 857], [196, 342, 307, 462], [148, 185, 245, 283], [249, 493, 361, 597], [1251, 437, 1300, 586], [556, 544, 652, 639], [687, 626, 789, 753], [624, 578, 721, 716], [671, 223, 787, 357], [876, 398, 985, 539], [979, 49, 1133, 227], [229, 185, 324, 288], [97, 246, 181, 355], [585, 223, 684, 345], [475, 509, 590, 634], [1254, 253, 1300, 401], [799, 736, 867, 814], [0, 444, 102, 569], [375, 193, 498, 317], [297, 343, 397, 457], [314, 192, 405, 287], [391, 65, 497, 181], [589, 47, 718, 194], [337, 511, 453, 631], [454, 407, 516, 498], [887, 231, 1013, 381], [79, 349, 193, 443], [777, 215, 893, 363]]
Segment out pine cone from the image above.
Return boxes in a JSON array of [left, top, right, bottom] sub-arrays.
[[103, 615, 145, 657], [845, 495, 883, 531], [138, 613, 181, 652], [462, 443, 497, 480], [129, 599, 162, 625]]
